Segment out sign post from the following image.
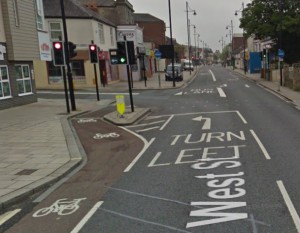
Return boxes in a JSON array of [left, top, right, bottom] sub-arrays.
[[278, 49, 285, 91], [155, 50, 162, 88]]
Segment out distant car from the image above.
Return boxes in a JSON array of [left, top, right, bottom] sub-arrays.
[[165, 64, 183, 81], [183, 60, 194, 71]]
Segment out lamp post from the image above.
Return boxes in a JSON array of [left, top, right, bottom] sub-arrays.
[[168, 0, 176, 87], [186, 1, 196, 74], [226, 20, 234, 69], [197, 34, 200, 62], [235, 2, 247, 74]]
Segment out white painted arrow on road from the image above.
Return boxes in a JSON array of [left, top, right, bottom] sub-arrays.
[[193, 116, 212, 130]]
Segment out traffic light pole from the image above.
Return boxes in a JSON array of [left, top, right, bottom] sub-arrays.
[[60, 0, 76, 111], [91, 40, 100, 101], [62, 67, 70, 113], [124, 36, 134, 112]]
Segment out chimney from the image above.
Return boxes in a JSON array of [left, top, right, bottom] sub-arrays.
[[86, 0, 97, 12]]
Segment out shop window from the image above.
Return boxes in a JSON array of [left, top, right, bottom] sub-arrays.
[[0, 66, 11, 99], [15, 65, 32, 95]]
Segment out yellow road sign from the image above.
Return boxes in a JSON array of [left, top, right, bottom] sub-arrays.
[[116, 95, 125, 116]]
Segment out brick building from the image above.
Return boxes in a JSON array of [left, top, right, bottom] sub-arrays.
[[134, 13, 166, 48]]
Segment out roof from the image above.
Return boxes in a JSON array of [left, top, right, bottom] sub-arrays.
[[134, 13, 164, 23], [43, 0, 116, 27], [76, 0, 115, 7]]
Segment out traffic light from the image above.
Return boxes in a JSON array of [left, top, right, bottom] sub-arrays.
[[263, 49, 267, 59], [127, 41, 136, 65], [52, 41, 65, 66], [68, 41, 77, 58], [117, 42, 127, 64], [89, 44, 98, 63]]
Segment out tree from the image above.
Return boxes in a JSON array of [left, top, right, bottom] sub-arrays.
[[240, 0, 300, 64]]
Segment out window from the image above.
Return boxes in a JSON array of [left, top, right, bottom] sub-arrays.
[[71, 61, 85, 76], [0, 66, 11, 99], [49, 22, 63, 40], [35, 0, 45, 30], [110, 27, 114, 46], [15, 65, 32, 95], [12, 0, 20, 27], [98, 23, 105, 44]]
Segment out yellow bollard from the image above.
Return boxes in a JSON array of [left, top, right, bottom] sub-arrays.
[[116, 95, 125, 118]]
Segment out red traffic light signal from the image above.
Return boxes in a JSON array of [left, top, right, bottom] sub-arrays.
[[89, 44, 98, 63], [52, 41, 65, 66]]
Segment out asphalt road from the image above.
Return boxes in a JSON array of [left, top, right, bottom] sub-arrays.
[[4, 66, 300, 233]]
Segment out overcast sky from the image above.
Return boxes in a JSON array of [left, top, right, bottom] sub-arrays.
[[129, 0, 251, 52]]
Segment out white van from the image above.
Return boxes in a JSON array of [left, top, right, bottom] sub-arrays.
[[183, 60, 194, 71]]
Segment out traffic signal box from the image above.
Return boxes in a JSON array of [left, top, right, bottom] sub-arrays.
[[117, 42, 127, 64], [89, 44, 98, 63], [109, 41, 136, 65], [68, 42, 77, 59], [52, 41, 65, 66]]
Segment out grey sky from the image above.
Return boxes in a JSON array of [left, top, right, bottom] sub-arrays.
[[129, 0, 251, 52]]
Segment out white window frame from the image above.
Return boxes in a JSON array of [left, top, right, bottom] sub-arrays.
[[15, 64, 33, 96], [0, 66, 12, 99], [49, 21, 63, 40], [98, 23, 105, 44], [35, 0, 45, 30]]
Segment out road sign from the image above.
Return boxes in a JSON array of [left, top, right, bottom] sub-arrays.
[[154, 50, 162, 59], [278, 49, 285, 58]]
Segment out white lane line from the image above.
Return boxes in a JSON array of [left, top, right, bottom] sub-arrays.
[[160, 115, 174, 130], [0, 209, 21, 226], [126, 120, 165, 128], [70, 201, 103, 233], [120, 127, 155, 172], [245, 84, 250, 88], [209, 69, 217, 82], [175, 92, 183, 96], [38, 91, 140, 96], [136, 127, 160, 133], [236, 111, 248, 124], [217, 88, 226, 98], [277, 180, 300, 232], [250, 130, 271, 160]]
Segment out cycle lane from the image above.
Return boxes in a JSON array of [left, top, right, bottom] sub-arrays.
[[5, 108, 144, 233]]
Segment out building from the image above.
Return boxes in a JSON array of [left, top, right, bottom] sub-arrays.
[[0, 0, 46, 109], [134, 13, 166, 49], [35, 0, 118, 90], [78, 0, 135, 25]]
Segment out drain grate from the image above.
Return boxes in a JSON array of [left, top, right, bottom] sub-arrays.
[[15, 169, 38, 175]]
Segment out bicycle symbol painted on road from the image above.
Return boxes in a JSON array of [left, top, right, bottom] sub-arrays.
[[93, 132, 120, 139], [32, 198, 86, 217]]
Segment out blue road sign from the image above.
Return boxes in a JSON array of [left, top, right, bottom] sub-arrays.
[[155, 50, 162, 59], [278, 49, 285, 58]]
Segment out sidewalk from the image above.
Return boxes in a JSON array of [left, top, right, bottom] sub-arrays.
[[234, 68, 300, 108], [0, 68, 198, 211]]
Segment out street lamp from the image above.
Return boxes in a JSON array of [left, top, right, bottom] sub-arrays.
[[235, 2, 247, 75], [186, 1, 196, 74], [168, 0, 176, 87], [226, 20, 234, 69]]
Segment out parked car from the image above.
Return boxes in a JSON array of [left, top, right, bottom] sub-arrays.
[[183, 60, 194, 71], [165, 64, 183, 81]]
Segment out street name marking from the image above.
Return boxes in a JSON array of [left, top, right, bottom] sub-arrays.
[[192, 116, 211, 130], [93, 132, 120, 139]]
